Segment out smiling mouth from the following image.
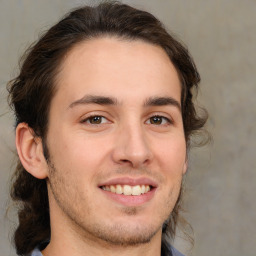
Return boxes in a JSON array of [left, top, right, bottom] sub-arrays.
[[101, 184, 152, 196]]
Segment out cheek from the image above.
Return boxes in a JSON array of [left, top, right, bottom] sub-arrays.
[[153, 136, 186, 168], [152, 135, 186, 192], [49, 131, 111, 175]]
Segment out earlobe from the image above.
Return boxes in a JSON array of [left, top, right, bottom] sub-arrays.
[[182, 160, 188, 175], [16, 123, 48, 179]]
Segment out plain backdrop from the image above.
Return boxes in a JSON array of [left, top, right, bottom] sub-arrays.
[[0, 0, 255, 255]]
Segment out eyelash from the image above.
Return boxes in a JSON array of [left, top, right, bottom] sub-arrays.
[[80, 115, 109, 125], [146, 115, 173, 126], [81, 114, 173, 126]]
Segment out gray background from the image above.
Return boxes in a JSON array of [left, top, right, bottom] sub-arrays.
[[0, 0, 255, 255]]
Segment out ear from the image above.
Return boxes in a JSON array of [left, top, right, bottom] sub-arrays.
[[16, 123, 48, 179], [182, 159, 188, 175]]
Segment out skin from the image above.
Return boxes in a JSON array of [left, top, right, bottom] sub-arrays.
[[16, 37, 187, 256]]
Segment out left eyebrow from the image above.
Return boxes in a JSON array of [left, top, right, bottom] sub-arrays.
[[144, 96, 181, 112]]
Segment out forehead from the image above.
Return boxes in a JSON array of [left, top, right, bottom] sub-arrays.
[[54, 36, 181, 105]]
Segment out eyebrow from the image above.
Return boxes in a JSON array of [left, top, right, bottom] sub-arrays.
[[144, 96, 181, 111], [68, 94, 181, 111], [68, 95, 119, 109]]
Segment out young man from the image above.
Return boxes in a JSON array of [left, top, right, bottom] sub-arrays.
[[8, 2, 207, 256]]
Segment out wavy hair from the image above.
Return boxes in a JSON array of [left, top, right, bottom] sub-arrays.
[[8, 1, 208, 255]]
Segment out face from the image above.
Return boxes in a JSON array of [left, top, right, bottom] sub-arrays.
[[45, 37, 187, 246]]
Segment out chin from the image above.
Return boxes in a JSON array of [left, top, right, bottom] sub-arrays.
[[88, 222, 161, 246]]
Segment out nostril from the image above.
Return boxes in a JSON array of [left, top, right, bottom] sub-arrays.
[[118, 159, 135, 167], [120, 159, 130, 163]]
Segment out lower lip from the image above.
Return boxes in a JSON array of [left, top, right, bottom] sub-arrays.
[[99, 188, 156, 206]]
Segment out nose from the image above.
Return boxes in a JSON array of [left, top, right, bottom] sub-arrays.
[[112, 123, 153, 168]]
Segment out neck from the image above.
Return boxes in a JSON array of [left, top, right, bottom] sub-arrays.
[[43, 192, 163, 256], [42, 230, 162, 256]]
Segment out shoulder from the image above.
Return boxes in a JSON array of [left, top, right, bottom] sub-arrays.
[[26, 248, 43, 256], [171, 246, 186, 256], [27, 245, 184, 256]]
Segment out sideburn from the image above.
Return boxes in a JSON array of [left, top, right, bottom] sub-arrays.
[[42, 138, 50, 161]]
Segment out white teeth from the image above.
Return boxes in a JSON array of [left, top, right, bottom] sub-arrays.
[[102, 184, 152, 196], [132, 185, 141, 196], [116, 185, 122, 194], [110, 185, 116, 193], [123, 185, 132, 195]]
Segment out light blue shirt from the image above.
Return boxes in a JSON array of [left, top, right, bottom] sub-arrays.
[[30, 246, 185, 256], [30, 248, 43, 256]]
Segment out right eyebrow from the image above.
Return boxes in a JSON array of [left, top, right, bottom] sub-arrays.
[[68, 95, 119, 109]]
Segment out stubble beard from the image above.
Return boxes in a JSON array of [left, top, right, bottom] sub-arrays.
[[47, 159, 180, 247]]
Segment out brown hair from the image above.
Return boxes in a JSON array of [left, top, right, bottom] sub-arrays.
[[8, 1, 207, 255]]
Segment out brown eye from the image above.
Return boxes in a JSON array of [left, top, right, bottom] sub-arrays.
[[81, 115, 109, 126], [88, 116, 103, 124], [147, 115, 171, 125], [150, 116, 162, 125]]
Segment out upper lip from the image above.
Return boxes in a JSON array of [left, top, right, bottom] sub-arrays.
[[98, 177, 158, 188]]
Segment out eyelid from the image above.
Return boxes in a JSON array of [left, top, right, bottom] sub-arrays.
[[80, 113, 112, 125], [145, 113, 174, 125], [79, 111, 174, 125], [84, 116, 108, 124]]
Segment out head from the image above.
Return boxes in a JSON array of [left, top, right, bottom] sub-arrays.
[[8, 1, 207, 255]]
